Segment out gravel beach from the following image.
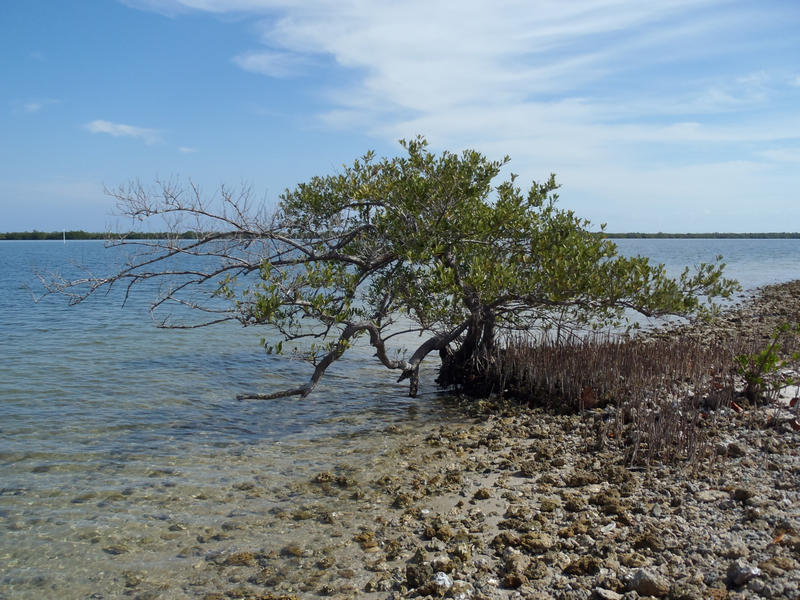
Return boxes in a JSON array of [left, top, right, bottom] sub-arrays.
[[166, 281, 800, 600], [71, 282, 800, 600]]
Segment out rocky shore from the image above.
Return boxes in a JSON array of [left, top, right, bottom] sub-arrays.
[[136, 283, 800, 600]]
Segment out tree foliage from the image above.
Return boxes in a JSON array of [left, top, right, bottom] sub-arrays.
[[45, 137, 739, 399]]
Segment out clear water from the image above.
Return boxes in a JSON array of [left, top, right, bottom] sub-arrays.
[[1, 238, 799, 597], [0, 241, 463, 598], [613, 238, 800, 290]]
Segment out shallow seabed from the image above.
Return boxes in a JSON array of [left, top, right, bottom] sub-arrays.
[[1, 407, 470, 599], [0, 241, 466, 597]]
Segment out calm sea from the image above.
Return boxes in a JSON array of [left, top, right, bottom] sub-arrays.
[[1, 238, 799, 597]]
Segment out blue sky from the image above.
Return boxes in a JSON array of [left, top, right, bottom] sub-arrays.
[[2, 0, 799, 233]]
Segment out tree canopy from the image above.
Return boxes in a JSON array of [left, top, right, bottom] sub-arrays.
[[46, 137, 739, 399]]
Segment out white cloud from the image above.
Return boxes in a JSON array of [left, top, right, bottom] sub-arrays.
[[565, 158, 800, 232], [120, 0, 281, 14], [232, 50, 306, 77], [23, 98, 59, 113], [759, 148, 800, 163], [248, 0, 730, 111], [126, 0, 800, 231], [136, 1, 785, 132], [85, 120, 161, 144], [179, 146, 198, 153]]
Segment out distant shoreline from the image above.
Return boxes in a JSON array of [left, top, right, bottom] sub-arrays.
[[0, 231, 199, 241], [1, 230, 800, 241], [605, 232, 800, 239]]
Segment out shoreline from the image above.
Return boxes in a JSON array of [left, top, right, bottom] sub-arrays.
[[3, 282, 798, 599], [190, 281, 800, 599], [3, 231, 800, 241]]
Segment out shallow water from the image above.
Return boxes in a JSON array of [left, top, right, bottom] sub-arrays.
[[1, 238, 799, 597], [0, 241, 468, 597], [613, 237, 800, 290]]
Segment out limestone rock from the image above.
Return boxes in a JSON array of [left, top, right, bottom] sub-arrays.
[[591, 588, 624, 600], [628, 568, 670, 597], [727, 559, 761, 587]]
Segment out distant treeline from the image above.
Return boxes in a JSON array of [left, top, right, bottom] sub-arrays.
[[2, 230, 799, 241], [0, 230, 199, 240], [604, 232, 800, 239]]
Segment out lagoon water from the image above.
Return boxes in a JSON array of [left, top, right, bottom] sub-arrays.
[[1, 238, 799, 597]]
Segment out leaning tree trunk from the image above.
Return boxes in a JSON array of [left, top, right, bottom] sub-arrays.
[[437, 308, 497, 395]]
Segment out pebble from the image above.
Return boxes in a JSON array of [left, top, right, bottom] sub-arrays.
[[727, 559, 761, 587], [628, 568, 670, 597], [592, 587, 624, 600], [695, 489, 727, 503], [431, 571, 453, 591]]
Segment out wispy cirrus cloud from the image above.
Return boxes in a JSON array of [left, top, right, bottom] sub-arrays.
[[24, 98, 60, 113], [119, 0, 280, 16], [125, 0, 800, 230], [85, 119, 162, 144], [129, 1, 796, 146], [759, 147, 800, 163], [232, 50, 307, 77]]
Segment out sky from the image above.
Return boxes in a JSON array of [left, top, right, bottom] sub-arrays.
[[1, 0, 799, 233]]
